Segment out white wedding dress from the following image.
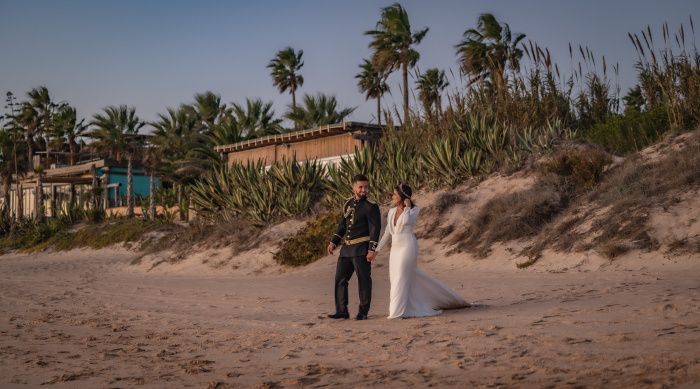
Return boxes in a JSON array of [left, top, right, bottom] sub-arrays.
[[376, 206, 469, 319]]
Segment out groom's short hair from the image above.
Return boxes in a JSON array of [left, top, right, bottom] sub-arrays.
[[352, 174, 369, 183]]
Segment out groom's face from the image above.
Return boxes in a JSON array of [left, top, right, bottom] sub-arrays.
[[353, 180, 369, 198]]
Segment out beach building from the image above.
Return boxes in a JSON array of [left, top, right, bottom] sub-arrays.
[[214, 122, 385, 167], [1, 157, 159, 219]]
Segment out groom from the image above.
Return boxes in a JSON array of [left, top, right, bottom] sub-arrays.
[[327, 174, 381, 320]]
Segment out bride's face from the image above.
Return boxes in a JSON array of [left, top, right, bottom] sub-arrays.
[[391, 191, 402, 207]]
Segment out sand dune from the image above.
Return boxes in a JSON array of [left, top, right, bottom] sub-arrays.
[[1, 245, 699, 388]]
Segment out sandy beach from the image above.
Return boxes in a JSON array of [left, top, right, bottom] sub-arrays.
[[1, 245, 699, 388]]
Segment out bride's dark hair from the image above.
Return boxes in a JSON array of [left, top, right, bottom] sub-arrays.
[[395, 183, 415, 207]]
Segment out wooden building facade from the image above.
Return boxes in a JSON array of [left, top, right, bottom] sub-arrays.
[[214, 122, 384, 167]]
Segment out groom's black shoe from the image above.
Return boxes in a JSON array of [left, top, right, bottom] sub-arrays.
[[328, 312, 350, 319], [355, 313, 368, 320]]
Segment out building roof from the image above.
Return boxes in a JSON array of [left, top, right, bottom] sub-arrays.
[[213, 121, 384, 154]]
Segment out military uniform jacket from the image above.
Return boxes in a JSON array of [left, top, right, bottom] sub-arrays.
[[330, 196, 381, 257]]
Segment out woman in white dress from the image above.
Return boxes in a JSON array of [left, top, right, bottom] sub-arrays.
[[375, 184, 470, 319]]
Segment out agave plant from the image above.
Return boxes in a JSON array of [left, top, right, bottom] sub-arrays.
[[376, 137, 423, 195], [323, 146, 384, 207]]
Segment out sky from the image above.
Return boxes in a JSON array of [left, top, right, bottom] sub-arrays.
[[1, 0, 698, 130]]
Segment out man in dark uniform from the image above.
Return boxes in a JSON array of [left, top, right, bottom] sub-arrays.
[[326, 174, 381, 320]]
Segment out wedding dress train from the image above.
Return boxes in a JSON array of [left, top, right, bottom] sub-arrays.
[[376, 206, 469, 319]]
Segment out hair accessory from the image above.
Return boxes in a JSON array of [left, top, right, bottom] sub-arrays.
[[398, 184, 411, 199]]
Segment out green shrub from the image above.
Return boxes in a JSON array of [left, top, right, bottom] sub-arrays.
[[274, 212, 338, 267], [48, 218, 163, 251], [0, 217, 71, 252], [582, 107, 668, 154]]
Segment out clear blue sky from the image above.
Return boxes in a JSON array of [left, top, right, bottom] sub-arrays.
[[1, 0, 698, 129]]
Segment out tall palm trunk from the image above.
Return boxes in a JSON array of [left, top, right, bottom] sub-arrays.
[[291, 87, 297, 110], [90, 164, 98, 210], [68, 139, 77, 166], [148, 170, 155, 220], [26, 138, 33, 170], [377, 94, 382, 126], [44, 137, 51, 167], [177, 184, 185, 221], [126, 154, 134, 218], [402, 61, 409, 126], [2, 175, 10, 216], [16, 182, 23, 219], [35, 172, 44, 222]]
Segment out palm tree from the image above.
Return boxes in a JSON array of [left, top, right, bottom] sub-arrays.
[[267, 47, 304, 111], [26, 86, 63, 167], [285, 93, 355, 130], [152, 107, 221, 220], [416, 68, 449, 120], [231, 98, 283, 139], [184, 91, 227, 134], [89, 105, 145, 217], [16, 102, 39, 171], [3, 92, 26, 220], [0, 129, 16, 214], [365, 3, 428, 126], [356, 59, 390, 125], [52, 105, 87, 166], [140, 139, 163, 220], [455, 13, 526, 94]]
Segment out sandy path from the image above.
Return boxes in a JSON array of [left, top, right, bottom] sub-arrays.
[[1, 248, 699, 388]]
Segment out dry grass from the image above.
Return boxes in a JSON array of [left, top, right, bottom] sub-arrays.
[[596, 240, 631, 260], [666, 236, 700, 255], [526, 129, 700, 259], [418, 191, 466, 240], [541, 144, 612, 194], [451, 174, 569, 257], [139, 218, 263, 261], [450, 144, 613, 258]]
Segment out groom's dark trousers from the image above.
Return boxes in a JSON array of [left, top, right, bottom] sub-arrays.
[[335, 255, 372, 315], [330, 196, 381, 316]]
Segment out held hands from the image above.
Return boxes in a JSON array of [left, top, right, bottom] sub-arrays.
[[366, 251, 376, 262], [327, 243, 335, 255]]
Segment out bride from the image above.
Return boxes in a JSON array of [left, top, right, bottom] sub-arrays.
[[374, 184, 470, 319]]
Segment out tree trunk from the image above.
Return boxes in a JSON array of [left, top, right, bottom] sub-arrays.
[[69, 183, 75, 211], [126, 154, 134, 218], [36, 173, 44, 222], [26, 139, 33, 171], [69, 140, 76, 166], [2, 175, 10, 215], [177, 184, 185, 221], [50, 184, 56, 218], [90, 164, 98, 210], [402, 62, 409, 127], [149, 171, 155, 220], [16, 182, 23, 220], [377, 94, 381, 126], [291, 87, 297, 111], [45, 137, 51, 168], [187, 192, 192, 222]]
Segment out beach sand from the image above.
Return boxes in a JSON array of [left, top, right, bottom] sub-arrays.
[[1, 245, 699, 388]]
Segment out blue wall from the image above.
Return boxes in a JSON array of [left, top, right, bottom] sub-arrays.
[[97, 167, 161, 203]]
